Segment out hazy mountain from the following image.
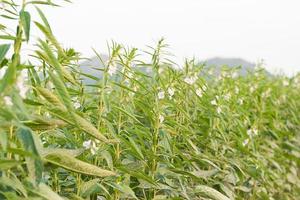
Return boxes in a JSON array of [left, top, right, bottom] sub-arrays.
[[79, 56, 257, 83], [202, 57, 256, 75], [79, 55, 108, 83], [203, 57, 255, 75]]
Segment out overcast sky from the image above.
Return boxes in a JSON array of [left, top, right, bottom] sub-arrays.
[[15, 0, 300, 76]]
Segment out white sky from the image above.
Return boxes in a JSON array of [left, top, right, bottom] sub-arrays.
[[5, 0, 300, 76]]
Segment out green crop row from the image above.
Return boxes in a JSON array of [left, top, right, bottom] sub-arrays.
[[0, 1, 299, 199]]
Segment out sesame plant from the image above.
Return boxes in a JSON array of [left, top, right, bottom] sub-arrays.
[[0, 0, 299, 200]]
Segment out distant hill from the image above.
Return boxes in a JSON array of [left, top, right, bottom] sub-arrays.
[[79, 56, 258, 83], [204, 57, 255, 68], [202, 57, 256, 75], [79, 55, 108, 83]]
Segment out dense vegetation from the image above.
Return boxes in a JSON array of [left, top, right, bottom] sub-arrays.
[[0, 1, 299, 199]]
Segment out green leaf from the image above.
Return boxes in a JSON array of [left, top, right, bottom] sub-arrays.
[[0, 130, 8, 151], [0, 176, 28, 197], [121, 135, 144, 160], [37, 40, 63, 75], [16, 127, 43, 184], [0, 44, 10, 63], [195, 185, 230, 200], [192, 169, 219, 179], [44, 152, 116, 177], [0, 14, 17, 20], [35, 22, 65, 57], [0, 35, 16, 40], [37, 183, 65, 200], [0, 192, 21, 200], [117, 166, 157, 186], [68, 194, 85, 200], [78, 178, 101, 198], [48, 71, 73, 111], [35, 7, 53, 32], [22, 117, 67, 131], [73, 113, 111, 143], [20, 10, 31, 42], [40, 148, 84, 158], [112, 105, 142, 125], [0, 53, 18, 93], [35, 86, 66, 110], [108, 183, 138, 200], [0, 159, 22, 170]]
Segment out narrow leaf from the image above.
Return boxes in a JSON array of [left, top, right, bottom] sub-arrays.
[[0, 44, 10, 63], [20, 10, 31, 42], [44, 152, 116, 177], [16, 127, 43, 184], [195, 185, 231, 200]]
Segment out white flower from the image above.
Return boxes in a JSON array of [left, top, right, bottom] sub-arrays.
[[16, 71, 29, 99], [3, 96, 13, 106], [247, 129, 252, 137], [247, 128, 258, 137], [73, 101, 81, 109], [184, 75, 198, 85], [294, 77, 299, 85], [90, 146, 97, 155], [280, 95, 287, 102], [250, 85, 257, 93], [158, 90, 165, 100], [167, 87, 175, 98], [107, 64, 117, 76], [235, 87, 239, 94], [224, 93, 231, 101], [254, 63, 261, 70], [262, 88, 271, 98], [294, 77, 300, 88], [184, 77, 192, 84], [159, 114, 164, 123], [211, 99, 217, 106], [216, 106, 222, 114], [196, 88, 203, 97], [283, 80, 289, 86], [275, 99, 281, 105], [83, 140, 92, 149], [124, 78, 130, 85], [231, 72, 238, 79], [46, 81, 54, 89], [252, 128, 258, 136], [221, 71, 228, 78], [145, 68, 152, 74], [127, 71, 134, 79], [83, 140, 99, 155], [242, 138, 249, 146], [44, 112, 50, 118], [238, 98, 244, 105], [72, 97, 81, 109], [97, 196, 105, 200], [158, 68, 164, 74]]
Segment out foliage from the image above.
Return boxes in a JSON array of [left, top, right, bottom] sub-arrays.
[[0, 0, 299, 199]]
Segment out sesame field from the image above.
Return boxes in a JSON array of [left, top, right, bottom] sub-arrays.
[[0, 1, 300, 200]]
